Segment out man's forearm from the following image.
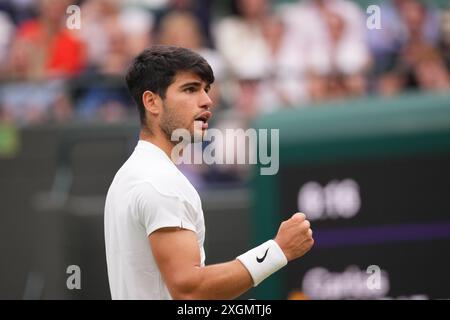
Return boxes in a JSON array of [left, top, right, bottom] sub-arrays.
[[171, 260, 254, 300]]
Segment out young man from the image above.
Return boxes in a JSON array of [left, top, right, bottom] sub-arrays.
[[104, 45, 314, 300]]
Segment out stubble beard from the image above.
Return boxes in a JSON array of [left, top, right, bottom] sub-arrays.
[[159, 102, 201, 144]]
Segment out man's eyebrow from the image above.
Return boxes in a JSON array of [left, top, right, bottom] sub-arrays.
[[179, 81, 202, 89], [179, 81, 211, 91]]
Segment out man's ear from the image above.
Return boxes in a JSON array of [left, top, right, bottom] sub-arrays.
[[142, 91, 161, 116]]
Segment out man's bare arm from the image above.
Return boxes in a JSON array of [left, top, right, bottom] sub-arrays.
[[149, 227, 253, 300], [149, 213, 313, 300]]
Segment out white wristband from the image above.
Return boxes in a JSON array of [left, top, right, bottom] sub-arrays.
[[237, 240, 288, 287]]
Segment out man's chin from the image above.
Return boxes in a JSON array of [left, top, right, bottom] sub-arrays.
[[192, 129, 206, 143], [192, 121, 207, 142]]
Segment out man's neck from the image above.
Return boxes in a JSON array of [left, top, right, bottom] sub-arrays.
[[139, 128, 175, 163]]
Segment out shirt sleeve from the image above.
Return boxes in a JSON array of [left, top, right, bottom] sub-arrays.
[[133, 182, 197, 236]]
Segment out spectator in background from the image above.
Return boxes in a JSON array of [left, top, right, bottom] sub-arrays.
[[153, 0, 214, 49], [6, 0, 86, 80], [260, 14, 309, 110], [368, 0, 440, 76], [215, 0, 270, 119], [215, 0, 307, 120], [80, 0, 153, 75], [282, 0, 371, 103], [215, 0, 272, 84], [375, 0, 449, 96], [0, 0, 82, 125], [75, 0, 154, 122], [413, 47, 450, 92]]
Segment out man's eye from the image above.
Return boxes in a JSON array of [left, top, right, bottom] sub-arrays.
[[184, 87, 196, 93]]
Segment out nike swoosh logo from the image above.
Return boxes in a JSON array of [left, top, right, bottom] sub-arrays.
[[256, 248, 269, 263]]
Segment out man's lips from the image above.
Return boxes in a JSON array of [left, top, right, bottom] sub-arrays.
[[195, 111, 212, 123], [195, 111, 212, 130]]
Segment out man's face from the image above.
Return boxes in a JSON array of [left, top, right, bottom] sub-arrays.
[[158, 71, 213, 142]]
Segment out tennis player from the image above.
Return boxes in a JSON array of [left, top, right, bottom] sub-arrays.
[[104, 45, 314, 300]]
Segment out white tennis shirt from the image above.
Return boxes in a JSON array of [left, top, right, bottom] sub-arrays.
[[104, 140, 206, 299]]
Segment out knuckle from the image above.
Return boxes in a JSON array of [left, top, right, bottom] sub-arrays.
[[293, 212, 306, 221]]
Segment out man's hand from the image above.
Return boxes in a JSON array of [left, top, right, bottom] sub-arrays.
[[274, 212, 314, 262]]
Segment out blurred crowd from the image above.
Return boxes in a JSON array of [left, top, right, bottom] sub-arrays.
[[0, 0, 449, 185], [0, 0, 449, 126]]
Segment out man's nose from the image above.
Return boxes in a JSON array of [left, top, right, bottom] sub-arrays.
[[199, 90, 213, 110]]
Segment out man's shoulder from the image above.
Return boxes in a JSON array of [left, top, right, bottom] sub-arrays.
[[129, 165, 200, 203], [113, 148, 201, 206], [118, 149, 177, 181]]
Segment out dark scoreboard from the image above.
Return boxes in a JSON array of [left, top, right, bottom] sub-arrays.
[[279, 152, 450, 299], [251, 92, 450, 299]]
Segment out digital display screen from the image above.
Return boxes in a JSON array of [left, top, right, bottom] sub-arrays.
[[278, 152, 450, 299]]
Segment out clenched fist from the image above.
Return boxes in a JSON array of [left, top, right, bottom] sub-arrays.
[[274, 212, 314, 262]]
